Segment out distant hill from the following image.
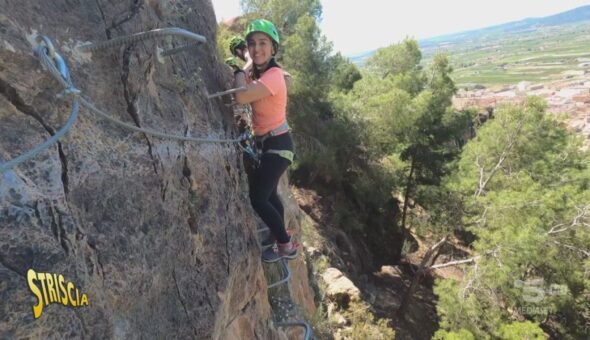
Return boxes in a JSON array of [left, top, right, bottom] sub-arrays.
[[420, 5, 590, 49], [349, 4, 590, 65]]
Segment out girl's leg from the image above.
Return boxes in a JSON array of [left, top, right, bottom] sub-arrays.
[[249, 154, 291, 244], [268, 186, 284, 224]]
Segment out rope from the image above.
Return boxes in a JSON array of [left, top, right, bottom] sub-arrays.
[[77, 27, 206, 52]]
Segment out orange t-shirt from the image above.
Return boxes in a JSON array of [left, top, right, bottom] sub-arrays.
[[249, 67, 287, 136]]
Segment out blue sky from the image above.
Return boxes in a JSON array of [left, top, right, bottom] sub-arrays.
[[211, 0, 590, 55]]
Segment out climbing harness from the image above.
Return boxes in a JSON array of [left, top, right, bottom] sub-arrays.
[[254, 121, 290, 144], [253, 121, 294, 163], [237, 127, 259, 162], [234, 122, 295, 165]]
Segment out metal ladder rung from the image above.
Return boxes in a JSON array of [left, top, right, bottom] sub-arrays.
[[258, 228, 292, 288], [257, 229, 312, 338], [267, 259, 291, 288], [207, 87, 246, 100], [275, 321, 313, 340]]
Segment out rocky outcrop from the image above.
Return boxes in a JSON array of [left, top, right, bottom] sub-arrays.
[[321, 267, 361, 307], [0, 1, 313, 338]]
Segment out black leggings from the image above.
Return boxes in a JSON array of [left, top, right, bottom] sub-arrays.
[[249, 133, 294, 244]]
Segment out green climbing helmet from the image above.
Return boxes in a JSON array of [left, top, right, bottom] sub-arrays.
[[229, 36, 246, 56], [244, 19, 280, 45]]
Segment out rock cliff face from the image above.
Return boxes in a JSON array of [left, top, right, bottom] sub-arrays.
[[0, 1, 313, 338]]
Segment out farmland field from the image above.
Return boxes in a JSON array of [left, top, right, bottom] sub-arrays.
[[420, 22, 590, 87]]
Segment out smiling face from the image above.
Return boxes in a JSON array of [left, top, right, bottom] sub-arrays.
[[247, 32, 275, 67]]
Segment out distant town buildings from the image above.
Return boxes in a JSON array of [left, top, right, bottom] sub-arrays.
[[453, 73, 590, 148]]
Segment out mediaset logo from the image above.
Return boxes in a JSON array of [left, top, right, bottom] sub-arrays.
[[513, 278, 568, 316], [514, 278, 568, 303], [27, 269, 89, 319]]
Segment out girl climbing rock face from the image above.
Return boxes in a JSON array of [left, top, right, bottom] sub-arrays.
[[228, 19, 298, 263]]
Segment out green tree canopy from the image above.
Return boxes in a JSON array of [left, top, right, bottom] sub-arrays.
[[436, 97, 590, 338]]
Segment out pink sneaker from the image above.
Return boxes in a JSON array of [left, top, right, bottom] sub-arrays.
[[262, 239, 299, 263], [277, 240, 299, 259]]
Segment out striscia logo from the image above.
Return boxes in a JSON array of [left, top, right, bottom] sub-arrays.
[[27, 269, 89, 319]]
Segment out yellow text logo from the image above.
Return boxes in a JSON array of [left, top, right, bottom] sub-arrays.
[[27, 269, 89, 319]]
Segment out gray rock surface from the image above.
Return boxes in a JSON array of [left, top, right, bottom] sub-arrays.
[[0, 1, 303, 338]]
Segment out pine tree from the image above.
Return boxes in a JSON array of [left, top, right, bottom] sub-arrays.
[[436, 97, 590, 338]]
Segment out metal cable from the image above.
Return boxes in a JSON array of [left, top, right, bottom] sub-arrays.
[[1, 33, 241, 172], [0, 101, 79, 173], [46, 33, 238, 143], [79, 27, 242, 102], [0, 40, 80, 173], [78, 97, 240, 143], [36, 45, 68, 87], [78, 27, 206, 52], [51, 34, 241, 143], [75, 29, 239, 143], [275, 321, 313, 340]]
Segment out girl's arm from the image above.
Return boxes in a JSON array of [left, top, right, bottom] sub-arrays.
[[233, 50, 272, 104], [233, 72, 271, 105]]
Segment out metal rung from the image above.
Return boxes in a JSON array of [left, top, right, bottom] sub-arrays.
[[207, 87, 246, 100], [275, 321, 313, 340], [267, 259, 291, 288]]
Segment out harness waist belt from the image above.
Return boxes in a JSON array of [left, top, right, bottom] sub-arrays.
[[255, 121, 289, 141]]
